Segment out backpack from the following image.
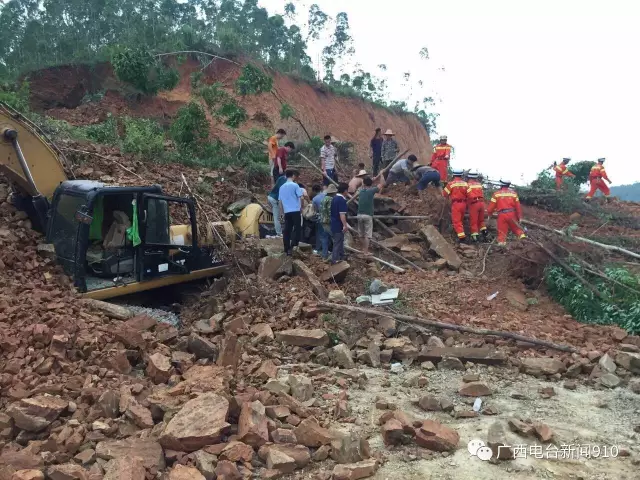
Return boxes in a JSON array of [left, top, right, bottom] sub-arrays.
[[302, 202, 316, 220], [320, 196, 332, 225]]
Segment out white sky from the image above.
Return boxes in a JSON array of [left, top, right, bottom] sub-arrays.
[[260, 0, 640, 185]]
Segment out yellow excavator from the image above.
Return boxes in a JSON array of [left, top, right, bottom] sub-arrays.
[[0, 102, 268, 300]]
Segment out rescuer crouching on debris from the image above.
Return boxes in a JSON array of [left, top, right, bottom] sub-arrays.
[[487, 179, 526, 246]]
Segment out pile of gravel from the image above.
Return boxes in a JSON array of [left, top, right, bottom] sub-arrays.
[[125, 305, 181, 327]]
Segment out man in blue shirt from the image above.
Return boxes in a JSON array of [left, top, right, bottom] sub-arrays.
[[330, 182, 349, 264], [278, 169, 307, 256], [311, 184, 326, 255], [267, 175, 288, 236]]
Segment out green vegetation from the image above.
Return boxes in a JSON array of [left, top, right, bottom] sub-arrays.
[[0, 80, 30, 111], [0, 0, 439, 132], [170, 102, 211, 155], [545, 264, 640, 333], [121, 117, 164, 158]]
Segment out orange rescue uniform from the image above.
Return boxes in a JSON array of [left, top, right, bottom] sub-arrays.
[[442, 177, 468, 239], [487, 187, 526, 245], [431, 143, 452, 183], [586, 164, 610, 199], [466, 180, 486, 239], [553, 163, 575, 190]]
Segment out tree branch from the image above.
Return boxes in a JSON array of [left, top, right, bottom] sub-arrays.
[[154, 51, 240, 66]]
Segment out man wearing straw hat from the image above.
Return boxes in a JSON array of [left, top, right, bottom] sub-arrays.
[[381, 129, 399, 169], [348, 169, 369, 195]]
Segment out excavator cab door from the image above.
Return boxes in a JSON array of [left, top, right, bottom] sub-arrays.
[[140, 194, 198, 280]]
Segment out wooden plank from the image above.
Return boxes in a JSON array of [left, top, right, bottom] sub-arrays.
[[417, 347, 507, 365]]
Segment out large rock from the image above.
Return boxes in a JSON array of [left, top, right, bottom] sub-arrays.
[[333, 344, 356, 369], [97, 390, 120, 418], [11, 471, 45, 480], [217, 332, 241, 371], [7, 395, 68, 432], [103, 456, 146, 480], [320, 262, 351, 282], [81, 298, 132, 320], [258, 445, 311, 469], [520, 357, 566, 376], [332, 459, 378, 480], [458, 382, 492, 397], [419, 225, 462, 270], [265, 449, 296, 474], [237, 400, 269, 447], [487, 422, 513, 460], [331, 433, 370, 464], [214, 461, 241, 480], [599, 353, 617, 374], [167, 465, 206, 480], [0, 451, 44, 471], [46, 464, 89, 480], [275, 329, 329, 347], [414, 420, 459, 452], [292, 260, 328, 299], [187, 334, 218, 361], [600, 373, 621, 388], [294, 417, 332, 447], [258, 256, 291, 280], [615, 351, 640, 374], [96, 439, 165, 470], [288, 375, 314, 402], [146, 353, 172, 384], [192, 450, 217, 480], [505, 289, 529, 312], [159, 393, 230, 452], [125, 400, 154, 429]]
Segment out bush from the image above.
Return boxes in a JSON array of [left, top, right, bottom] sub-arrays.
[[216, 100, 248, 128], [545, 264, 640, 333], [170, 102, 210, 154], [236, 64, 273, 95], [121, 117, 164, 158], [81, 115, 119, 144], [112, 47, 180, 95], [0, 80, 30, 111]]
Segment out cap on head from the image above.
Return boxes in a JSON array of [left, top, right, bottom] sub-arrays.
[[452, 169, 463, 176], [562, 157, 571, 163], [598, 157, 605, 163], [440, 135, 448, 142], [467, 171, 479, 179], [499, 179, 511, 188]]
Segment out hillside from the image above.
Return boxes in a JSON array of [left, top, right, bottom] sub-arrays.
[[26, 58, 432, 164], [611, 182, 640, 201]]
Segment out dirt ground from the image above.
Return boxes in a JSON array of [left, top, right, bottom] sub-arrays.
[[278, 361, 639, 480]]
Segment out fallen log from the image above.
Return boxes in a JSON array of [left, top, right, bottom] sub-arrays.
[[317, 301, 578, 353], [81, 299, 133, 320], [347, 225, 426, 273], [522, 219, 640, 261], [345, 245, 406, 273]]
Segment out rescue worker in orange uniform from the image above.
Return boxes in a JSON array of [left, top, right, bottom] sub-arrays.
[[553, 157, 575, 190], [487, 179, 526, 246], [466, 171, 487, 242], [585, 158, 611, 200], [442, 169, 468, 242], [431, 135, 452, 184]]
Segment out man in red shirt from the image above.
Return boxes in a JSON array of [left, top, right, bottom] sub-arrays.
[[442, 169, 468, 242], [466, 172, 487, 242], [585, 158, 612, 200], [487, 180, 526, 246], [431, 135, 452, 184], [553, 158, 575, 190], [273, 142, 295, 183]]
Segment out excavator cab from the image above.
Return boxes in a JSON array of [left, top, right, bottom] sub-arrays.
[[46, 181, 227, 298]]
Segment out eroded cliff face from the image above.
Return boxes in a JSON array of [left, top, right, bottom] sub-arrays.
[[29, 58, 432, 164]]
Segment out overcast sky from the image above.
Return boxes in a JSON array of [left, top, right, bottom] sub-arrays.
[[260, 0, 640, 186]]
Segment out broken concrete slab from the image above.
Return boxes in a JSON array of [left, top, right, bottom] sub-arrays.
[[615, 351, 640, 374], [258, 256, 292, 280], [275, 329, 329, 347], [414, 419, 459, 452], [293, 260, 328, 299], [320, 262, 351, 282], [418, 347, 506, 365], [520, 357, 566, 376], [487, 422, 513, 460], [419, 225, 462, 270], [332, 459, 378, 480]]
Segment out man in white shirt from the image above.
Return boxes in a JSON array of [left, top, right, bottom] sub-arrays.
[[320, 135, 339, 186]]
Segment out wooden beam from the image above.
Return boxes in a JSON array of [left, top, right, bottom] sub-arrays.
[[345, 246, 405, 273]]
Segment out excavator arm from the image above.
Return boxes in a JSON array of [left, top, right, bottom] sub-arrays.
[[0, 101, 69, 199], [0, 102, 70, 230]]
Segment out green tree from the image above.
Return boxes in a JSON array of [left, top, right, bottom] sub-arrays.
[[170, 102, 210, 154]]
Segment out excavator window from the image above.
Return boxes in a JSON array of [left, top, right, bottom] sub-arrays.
[[49, 193, 85, 264]]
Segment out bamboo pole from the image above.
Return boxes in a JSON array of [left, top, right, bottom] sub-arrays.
[[345, 245, 405, 273], [522, 219, 640, 261], [317, 301, 578, 353]]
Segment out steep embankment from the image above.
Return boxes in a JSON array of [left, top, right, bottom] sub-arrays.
[[27, 59, 432, 163]]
